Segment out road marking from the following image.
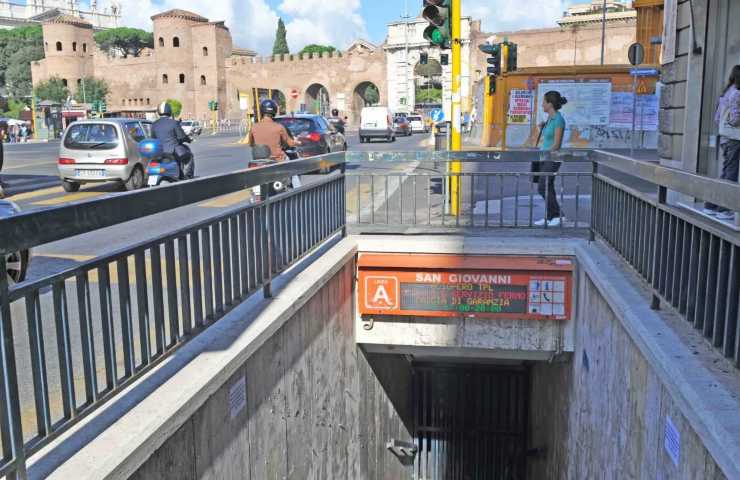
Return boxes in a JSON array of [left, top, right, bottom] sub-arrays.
[[199, 189, 253, 208], [2, 160, 58, 170], [7, 186, 63, 201], [33, 191, 102, 205]]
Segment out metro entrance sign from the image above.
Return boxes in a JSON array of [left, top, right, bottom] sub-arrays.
[[358, 254, 574, 320]]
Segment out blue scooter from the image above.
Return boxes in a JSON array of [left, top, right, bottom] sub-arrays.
[[139, 138, 188, 186]]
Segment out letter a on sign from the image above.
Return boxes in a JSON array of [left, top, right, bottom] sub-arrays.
[[365, 276, 398, 310]]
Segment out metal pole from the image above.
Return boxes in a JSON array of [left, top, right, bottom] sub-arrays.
[[631, 73, 637, 157], [450, 0, 462, 215], [600, 0, 607, 65]]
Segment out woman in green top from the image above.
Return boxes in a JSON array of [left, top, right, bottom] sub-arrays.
[[535, 91, 568, 227]]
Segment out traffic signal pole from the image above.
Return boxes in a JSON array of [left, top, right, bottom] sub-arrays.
[[450, 0, 462, 216]]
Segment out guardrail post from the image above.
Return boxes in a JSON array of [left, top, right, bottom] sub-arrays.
[[261, 183, 273, 298], [0, 257, 27, 479], [589, 161, 598, 242], [649, 185, 668, 310], [340, 163, 347, 238]]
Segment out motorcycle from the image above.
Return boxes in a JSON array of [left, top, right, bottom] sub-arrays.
[[138, 138, 194, 187], [249, 144, 300, 200]]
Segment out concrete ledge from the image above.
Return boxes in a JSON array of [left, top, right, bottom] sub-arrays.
[[27, 238, 358, 480]]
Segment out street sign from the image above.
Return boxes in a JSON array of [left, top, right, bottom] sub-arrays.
[[628, 42, 645, 66], [290, 88, 300, 99], [430, 108, 445, 122], [630, 68, 660, 77]]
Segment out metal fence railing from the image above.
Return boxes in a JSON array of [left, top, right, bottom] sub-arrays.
[[0, 154, 346, 479]]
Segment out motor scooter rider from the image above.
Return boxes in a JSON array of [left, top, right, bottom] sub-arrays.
[[248, 99, 297, 161], [151, 101, 194, 179]]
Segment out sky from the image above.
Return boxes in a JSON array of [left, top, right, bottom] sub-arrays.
[[75, 0, 605, 55]]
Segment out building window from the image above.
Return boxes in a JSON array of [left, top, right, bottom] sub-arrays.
[[45, 42, 48, 51], [146, 98, 150, 105], [162, 74, 168, 84], [83, 43, 87, 53], [173, 37, 180, 48], [121, 99, 125, 105], [158, 37, 164, 47], [200, 75, 206, 86], [72, 42, 77, 52], [203, 46, 208, 56], [179, 73, 185, 84], [62, 78, 68, 87], [139, 98, 143, 105], [56, 41, 62, 51]]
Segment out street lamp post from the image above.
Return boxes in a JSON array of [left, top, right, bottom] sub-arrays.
[[600, 0, 607, 65]]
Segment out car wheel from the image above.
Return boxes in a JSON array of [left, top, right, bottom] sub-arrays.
[[62, 179, 80, 192], [125, 166, 145, 191], [5, 250, 28, 285]]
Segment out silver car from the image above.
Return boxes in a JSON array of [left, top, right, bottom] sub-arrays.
[[58, 118, 152, 192], [1, 200, 30, 285]]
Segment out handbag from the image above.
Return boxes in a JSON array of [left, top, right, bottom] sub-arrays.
[[719, 104, 740, 141], [530, 119, 549, 183]]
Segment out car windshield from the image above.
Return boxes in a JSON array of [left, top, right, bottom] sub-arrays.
[[181, 121, 193, 126], [276, 118, 315, 135], [408, 116, 422, 122], [63, 123, 119, 150]]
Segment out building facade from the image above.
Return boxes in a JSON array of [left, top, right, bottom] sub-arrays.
[[0, 0, 119, 29]]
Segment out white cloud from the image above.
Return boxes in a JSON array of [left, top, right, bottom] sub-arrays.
[[465, 0, 565, 32], [278, 0, 368, 53]]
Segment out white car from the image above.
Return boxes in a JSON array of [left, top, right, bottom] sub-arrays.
[[407, 115, 428, 134], [180, 120, 202, 136]]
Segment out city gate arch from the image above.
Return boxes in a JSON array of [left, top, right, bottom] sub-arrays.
[[352, 81, 381, 123], [305, 83, 330, 116]]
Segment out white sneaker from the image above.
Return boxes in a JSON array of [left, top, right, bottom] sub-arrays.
[[534, 218, 547, 226], [547, 217, 563, 227], [716, 211, 735, 220]]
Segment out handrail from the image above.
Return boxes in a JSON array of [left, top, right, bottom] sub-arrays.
[[0, 152, 346, 255]]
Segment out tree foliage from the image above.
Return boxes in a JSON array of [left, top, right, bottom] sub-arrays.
[[2, 98, 28, 119], [272, 19, 289, 55], [0, 25, 43, 91], [5, 44, 45, 98], [165, 99, 182, 118], [415, 87, 442, 104], [299, 44, 337, 56], [74, 77, 109, 104], [94, 27, 153, 58], [363, 84, 379, 105], [34, 76, 70, 104]]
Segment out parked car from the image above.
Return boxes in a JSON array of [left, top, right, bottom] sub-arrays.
[[1, 200, 30, 285], [274, 114, 347, 158], [407, 114, 428, 134], [359, 106, 395, 143], [58, 118, 152, 192], [181, 120, 202, 136], [393, 115, 412, 136]]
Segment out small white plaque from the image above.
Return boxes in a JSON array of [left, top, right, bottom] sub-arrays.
[[229, 376, 247, 420]]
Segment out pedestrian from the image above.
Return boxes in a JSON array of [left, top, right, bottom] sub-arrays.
[[8, 124, 17, 144], [703, 65, 740, 221], [20, 124, 28, 142], [534, 90, 568, 227]]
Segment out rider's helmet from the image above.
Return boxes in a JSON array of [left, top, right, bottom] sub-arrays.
[[260, 99, 278, 117], [331, 109, 339, 117], [157, 101, 173, 117]]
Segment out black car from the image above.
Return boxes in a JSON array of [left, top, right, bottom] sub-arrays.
[[275, 114, 347, 158]]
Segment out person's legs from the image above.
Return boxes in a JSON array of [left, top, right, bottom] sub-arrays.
[[537, 161, 562, 220]]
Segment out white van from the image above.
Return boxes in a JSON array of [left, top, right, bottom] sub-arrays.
[[359, 106, 395, 143]]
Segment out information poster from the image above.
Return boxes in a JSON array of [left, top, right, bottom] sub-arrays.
[[508, 89, 534, 124], [536, 80, 612, 126], [609, 92, 659, 131]]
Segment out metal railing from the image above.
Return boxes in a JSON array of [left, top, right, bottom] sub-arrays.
[[0, 154, 346, 479], [345, 150, 594, 232]]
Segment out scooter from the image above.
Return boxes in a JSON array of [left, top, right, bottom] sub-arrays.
[[139, 138, 193, 187], [249, 144, 300, 200]]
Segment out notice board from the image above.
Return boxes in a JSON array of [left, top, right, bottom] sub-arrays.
[[358, 254, 574, 321]]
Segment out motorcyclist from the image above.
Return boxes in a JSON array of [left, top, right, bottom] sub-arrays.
[[248, 99, 296, 161], [327, 108, 346, 134], [151, 101, 194, 179]]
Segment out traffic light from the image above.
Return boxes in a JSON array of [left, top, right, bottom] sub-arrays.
[[422, 0, 451, 49], [214, 101, 219, 111], [440, 53, 449, 66], [506, 42, 518, 72], [100, 102, 107, 113], [479, 43, 501, 76], [420, 52, 428, 65], [208, 100, 219, 111]]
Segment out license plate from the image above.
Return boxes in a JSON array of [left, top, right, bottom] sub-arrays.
[[147, 175, 159, 186], [75, 169, 105, 177]]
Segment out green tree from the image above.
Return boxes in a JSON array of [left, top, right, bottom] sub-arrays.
[[5, 44, 45, 98], [74, 77, 109, 104], [363, 84, 379, 105], [94, 27, 153, 58], [165, 99, 182, 118], [272, 18, 289, 55], [34, 76, 70, 104], [415, 87, 442, 104], [2, 98, 28, 119], [0, 25, 43, 89], [299, 44, 337, 56]]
